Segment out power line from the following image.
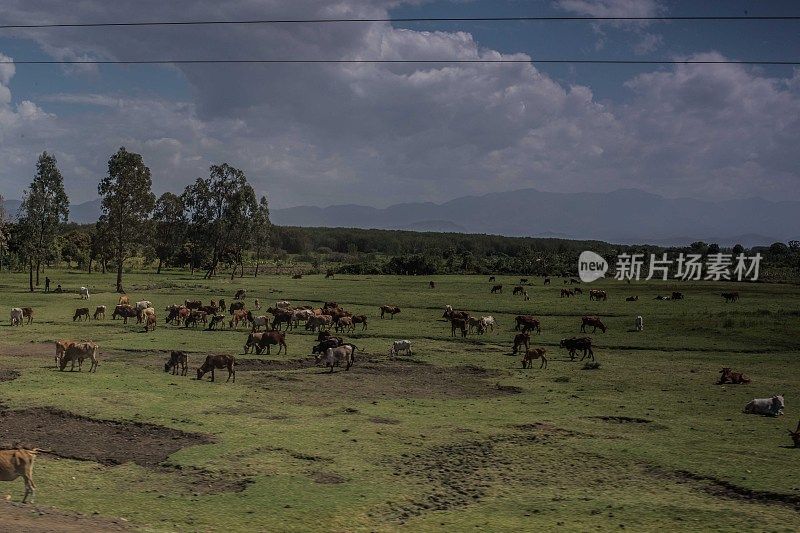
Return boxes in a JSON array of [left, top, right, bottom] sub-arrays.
[[3, 59, 798, 65], [1, 15, 800, 30]]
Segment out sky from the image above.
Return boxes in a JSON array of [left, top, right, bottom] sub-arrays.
[[0, 0, 799, 209]]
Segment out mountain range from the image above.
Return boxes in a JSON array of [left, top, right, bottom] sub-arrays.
[[3, 189, 797, 247]]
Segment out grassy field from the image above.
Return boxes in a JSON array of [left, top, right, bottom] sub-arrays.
[[0, 269, 799, 532]]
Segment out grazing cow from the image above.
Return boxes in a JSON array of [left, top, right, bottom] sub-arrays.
[[118, 295, 129, 305], [135, 300, 152, 311], [21, 307, 33, 324], [450, 318, 468, 337], [490, 284, 503, 294], [522, 348, 548, 369], [243, 332, 264, 354], [255, 331, 287, 355], [429, 281, 436, 289], [512, 333, 530, 354], [560, 289, 574, 298], [164, 351, 188, 376], [589, 289, 607, 301], [137, 306, 156, 325], [573, 287, 583, 295], [635, 316, 644, 331], [560, 337, 594, 361], [352, 315, 368, 331], [246, 311, 269, 332], [166, 306, 190, 325], [626, 296, 638, 302], [143, 313, 157, 332], [229, 301, 245, 315], [335, 316, 355, 333], [789, 420, 800, 448], [73, 307, 90, 321], [59, 341, 99, 372], [184, 299, 202, 310], [671, 292, 684, 300], [316, 345, 356, 372], [313, 337, 345, 355], [380, 305, 401, 319], [207, 314, 226, 330], [0, 448, 38, 503], [185, 310, 207, 328], [543, 277, 551, 285], [722, 292, 740, 303], [654, 295, 671, 301], [488, 276, 496, 282], [717, 367, 751, 385], [112, 304, 137, 323], [197, 354, 236, 383], [228, 309, 249, 329], [515, 315, 541, 334], [480, 316, 497, 333], [10, 308, 23, 326], [389, 340, 412, 357], [234, 289, 247, 300], [276, 301, 292, 309], [93, 305, 106, 320], [271, 311, 295, 331], [581, 315, 607, 333], [743, 395, 784, 417], [305, 314, 332, 332], [443, 308, 470, 321], [513, 285, 524, 295], [55, 339, 75, 366], [79, 286, 90, 300]]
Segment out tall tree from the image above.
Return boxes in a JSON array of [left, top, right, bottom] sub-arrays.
[[152, 192, 186, 274], [252, 195, 271, 277], [97, 147, 156, 292], [18, 152, 70, 292], [0, 194, 7, 272], [182, 163, 257, 279]]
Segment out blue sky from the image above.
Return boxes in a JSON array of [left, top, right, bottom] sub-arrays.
[[0, 1, 798, 208]]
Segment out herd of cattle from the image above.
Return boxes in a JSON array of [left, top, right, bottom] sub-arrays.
[[0, 277, 795, 503]]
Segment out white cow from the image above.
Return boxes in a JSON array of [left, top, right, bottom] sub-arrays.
[[276, 300, 291, 309], [79, 287, 90, 300], [635, 316, 644, 331], [480, 316, 498, 333], [743, 395, 785, 416], [135, 300, 152, 311], [389, 340, 413, 357], [10, 308, 23, 326]]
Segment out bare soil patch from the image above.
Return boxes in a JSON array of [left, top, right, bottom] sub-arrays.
[[0, 501, 131, 532], [249, 359, 522, 402], [0, 343, 54, 359], [0, 369, 20, 382], [311, 471, 346, 484], [590, 416, 653, 424]]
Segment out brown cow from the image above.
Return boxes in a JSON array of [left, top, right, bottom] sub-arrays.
[[789, 420, 800, 448], [118, 295, 129, 305], [196, 354, 235, 383], [256, 331, 287, 355], [561, 289, 573, 298], [717, 367, 751, 385], [352, 315, 368, 330], [581, 315, 607, 333], [184, 299, 202, 310], [514, 315, 541, 334], [490, 284, 503, 294], [93, 305, 106, 320], [513, 285, 524, 295], [59, 341, 99, 372], [73, 307, 90, 321], [143, 313, 157, 332], [21, 307, 33, 324], [164, 351, 188, 376], [429, 281, 436, 289], [0, 448, 38, 503], [560, 337, 594, 361], [380, 305, 401, 319], [112, 304, 137, 323], [589, 289, 607, 301], [512, 332, 530, 354], [450, 318, 467, 337], [722, 292, 740, 303], [228, 309, 249, 329], [522, 348, 548, 369]]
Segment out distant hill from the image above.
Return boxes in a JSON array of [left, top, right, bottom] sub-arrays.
[[3, 188, 797, 246]]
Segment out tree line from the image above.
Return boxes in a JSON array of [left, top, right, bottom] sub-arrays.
[[1, 150, 798, 289]]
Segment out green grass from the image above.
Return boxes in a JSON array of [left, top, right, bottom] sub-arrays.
[[1, 269, 799, 531]]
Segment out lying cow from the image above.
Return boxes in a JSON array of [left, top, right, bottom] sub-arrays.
[[316, 345, 356, 372], [743, 395, 784, 417], [718, 367, 751, 385], [164, 350, 189, 376], [389, 339, 412, 357]]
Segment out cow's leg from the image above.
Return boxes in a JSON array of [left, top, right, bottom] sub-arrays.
[[541, 356, 547, 369], [210, 368, 215, 382], [21, 469, 35, 503]]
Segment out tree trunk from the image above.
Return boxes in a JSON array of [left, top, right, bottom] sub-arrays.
[[157, 258, 162, 274], [35, 260, 40, 286], [101, 260, 106, 274], [88, 258, 93, 274], [254, 258, 259, 277], [240, 261, 244, 278], [29, 260, 34, 292], [116, 260, 124, 293]]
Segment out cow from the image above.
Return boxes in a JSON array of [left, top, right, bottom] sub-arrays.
[[55, 339, 75, 366], [626, 296, 639, 302], [512, 333, 530, 354], [135, 300, 152, 312], [467, 316, 483, 334], [118, 295, 129, 305], [450, 318, 468, 337], [305, 314, 332, 332], [352, 315, 368, 331], [93, 305, 106, 320], [429, 281, 436, 289], [271, 311, 295, 331], [743, 395, 784, 416], [513, 285, 524, 295], [671, 292, 684, 300], [561, 289, 574, 298], [325, 269, 335, 279], [59, 341, 99, 372], [722, 292, 740, 303], [789, 420, 800, 448], [490, 284, 503, 294], [197, 354, 235, 383], [112, 304, 137, 323], [137, 306, 155, 325], [255, 331, 287, 355], [335, 316, 355, 333], [480, 316, 498, 333], [573, 288, 583, 295], [292, 273, 303, 279], [316, 345, 356, 372], [522, 348, 548, 369], [520, 278, 529, 284], [164, 351, 188, 376], [165, 306, 189, 325], [229, 301, 245, 315], [560, 337, 594, 361], [228, 309, 249, 329], [143, 313, 157, 332], [543, 277, 551, 285], [21, 307, 33, 324], [515, 315, 541, 334], [488, 276, 496, 282], [717, 368, 751, 385], [234, 289, 247, 300], [0, 448, 38, 503], [389, 340, 412, 357], [185, 310, 207, 328], [79, 286, 90, 300], [73, 307, 91, 321], [589, 289, 607, 301], [184, 300, 202, 310], [247, 311, 269, 332], [207, 314, 226, 330], [635, 315, 643, 331], [379, 305, 401, 319], [581, 315, 607, 333], [10, 308, 23, 326], [443, 308, 470, 321], [655, 295, 671, 301], [313, 337, 345, 355]]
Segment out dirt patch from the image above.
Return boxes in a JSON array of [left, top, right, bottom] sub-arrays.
[[311, 471, 346, 484], [370, 416, 401, 425], [0, 407, 212, 468], [590, 416, 653, 424], [236, 358, 317, 371], [0, 343, 54, 359], [0, 501, 131, 532], [0, 370, 20, 382], [249, 359, 521, 402]]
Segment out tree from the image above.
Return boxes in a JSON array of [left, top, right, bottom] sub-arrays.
[[707, 243, 720, 255], [182, 163, 257, 279], [61, 230, 90, 267], [732, 243, 745, 255], [0, 194, 7, 272], [252, 195, 271, 277], [152, 192, 186, 274], [17, 152, 70, 292], [97, 147, 156, 292]]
